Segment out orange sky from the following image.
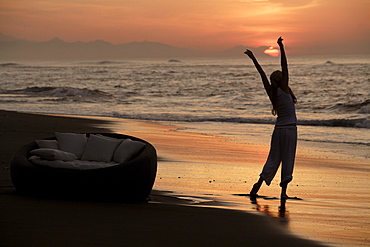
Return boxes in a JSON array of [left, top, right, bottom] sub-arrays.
[[0, 0, 369, 54]]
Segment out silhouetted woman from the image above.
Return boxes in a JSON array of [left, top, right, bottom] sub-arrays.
[[244, 37, 297, 200]]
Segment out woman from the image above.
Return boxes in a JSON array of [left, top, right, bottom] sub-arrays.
[[244, 37, 297, 200]]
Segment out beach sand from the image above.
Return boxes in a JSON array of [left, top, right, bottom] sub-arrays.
[[0, 110, 368, 246], [96, 116, 370, 247]]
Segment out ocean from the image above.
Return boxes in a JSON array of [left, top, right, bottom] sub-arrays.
[[1, 56, 369, 159], [1, 56, 370, 246]]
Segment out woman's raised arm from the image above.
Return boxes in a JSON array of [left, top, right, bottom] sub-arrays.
[[277, 37, 289, 93], [244, 49, 271, 98]]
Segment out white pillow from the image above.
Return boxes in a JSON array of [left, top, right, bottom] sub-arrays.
[[81, 134, 122, 162], [30, 148, 77, 161], [36, 140, 59, 150], [56, 132, 87, 159], [113, 139, 146, 163]]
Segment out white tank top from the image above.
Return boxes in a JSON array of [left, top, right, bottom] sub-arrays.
[[275, 87, 297, 126]]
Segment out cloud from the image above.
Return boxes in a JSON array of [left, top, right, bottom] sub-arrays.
[[268, 0, 316, 7]]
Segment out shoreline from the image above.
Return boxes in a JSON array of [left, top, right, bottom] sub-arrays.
[[0, 110, 328, 247], [2, 110, 369, 246]]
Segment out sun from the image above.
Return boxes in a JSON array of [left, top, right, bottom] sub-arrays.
[[264, 46, 279, 57]]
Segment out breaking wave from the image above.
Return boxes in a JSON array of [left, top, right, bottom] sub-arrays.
[[329, 99, 370, 114], [0, 63, 20, 66], [112, 112, 370, 129], [1, 86, 112, 98]]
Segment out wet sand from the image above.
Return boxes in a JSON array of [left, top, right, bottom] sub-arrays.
[[90, 115, 370, 246], [0, 110, 368, 246]]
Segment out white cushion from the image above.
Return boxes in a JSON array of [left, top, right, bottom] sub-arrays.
[[36, 140, 59, 150], [81, 134, 122, 162], [56, 133, 87, 159], [30, 148, 77, 161], [29, 156, 119, 170], [113, 139, 146, 163]]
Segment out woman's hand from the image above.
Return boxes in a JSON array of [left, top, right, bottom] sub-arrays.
[[244, 49, 255, 59], [277, 37, 284, 46]]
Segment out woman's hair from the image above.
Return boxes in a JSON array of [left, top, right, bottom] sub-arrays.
[[270, 71, 282, 87], [269, 70, 297, 115]]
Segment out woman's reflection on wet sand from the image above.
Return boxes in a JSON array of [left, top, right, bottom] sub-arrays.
[[250, 197, 289, 226]]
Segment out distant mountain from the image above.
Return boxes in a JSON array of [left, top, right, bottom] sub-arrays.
[[0, 33, 269, 61], [0, 33, 22, 42]]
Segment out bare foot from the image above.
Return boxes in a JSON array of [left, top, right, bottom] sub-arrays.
[[250, 183, 260, 196], [281, 193, 289, 199]]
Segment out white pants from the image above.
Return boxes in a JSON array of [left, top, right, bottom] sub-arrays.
[[260, 126, 297, 186]]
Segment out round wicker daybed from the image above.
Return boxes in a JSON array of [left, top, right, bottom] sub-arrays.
[[10, 133, 157, 202]]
